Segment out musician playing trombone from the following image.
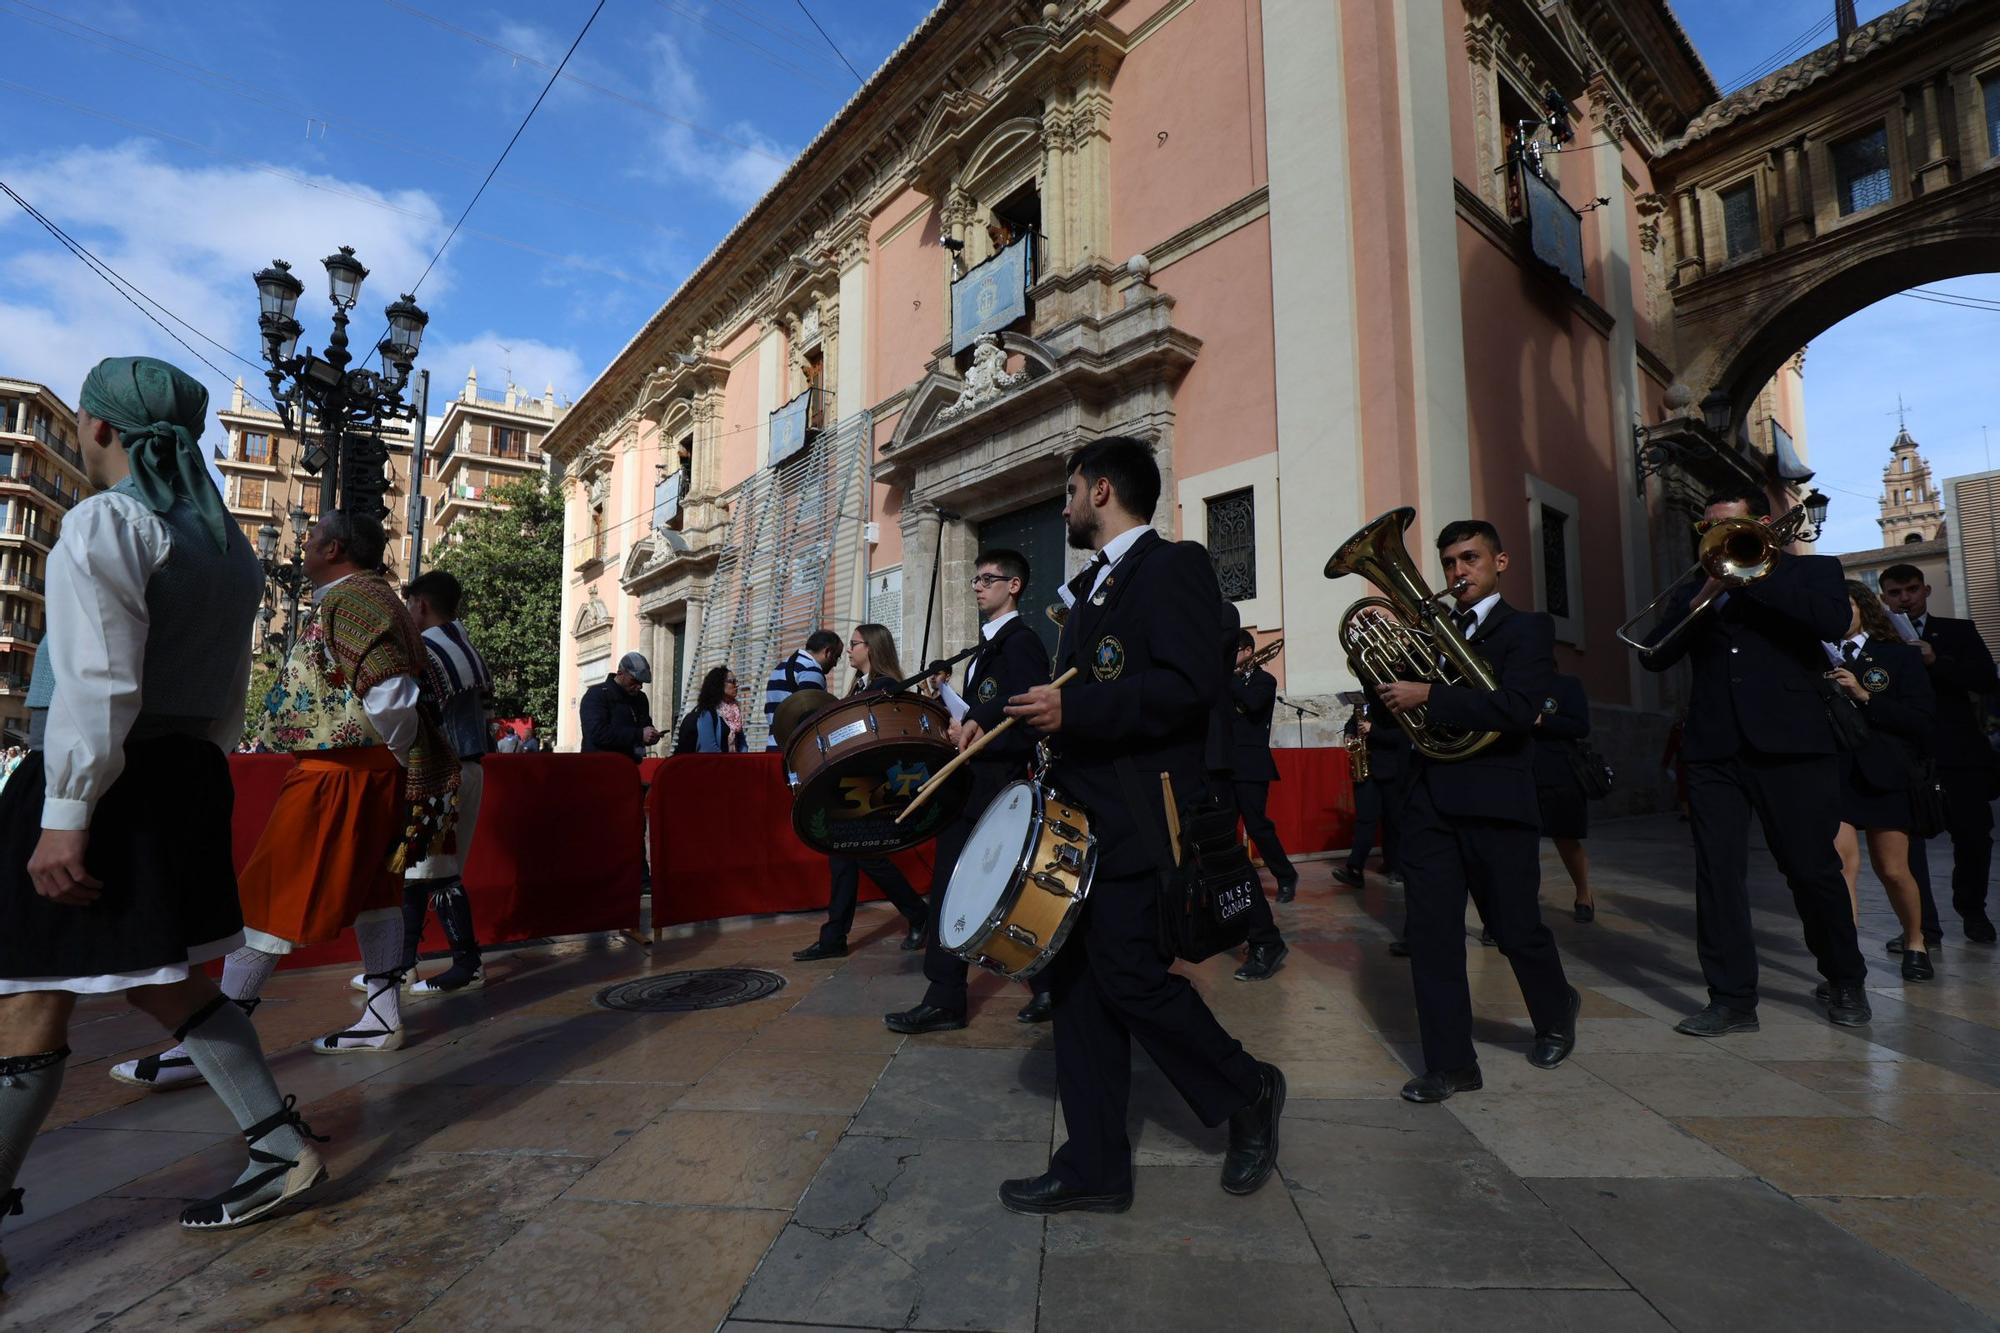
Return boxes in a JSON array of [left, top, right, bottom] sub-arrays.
[[1375, 519, 1578, 1104], [1636, 484, 1870, 1035]]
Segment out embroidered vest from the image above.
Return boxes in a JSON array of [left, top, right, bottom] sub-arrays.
[[256, 597, 384, 752]]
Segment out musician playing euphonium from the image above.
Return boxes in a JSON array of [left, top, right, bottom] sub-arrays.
[[1375, 519, 1578, 1104]]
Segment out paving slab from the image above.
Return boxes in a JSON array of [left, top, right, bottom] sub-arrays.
[[1342, 1287, 1675, 1332], [1530, 1177, 1986, 1332], [850, 1046, 1057, 1142], [563, 1108, 845, 1209], [1039, 1253, 1350, 1331], [1447, 1089, 1749, 1179]]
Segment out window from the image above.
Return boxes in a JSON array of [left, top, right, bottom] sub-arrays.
[[1205, 489, 1256, 601], [1905, 487, 1913, 501], [1721, 181, 1760, 260], [1985, 74, 2000, 158], [494, 426, 527, 459], [1525, 475, 1584, 645], [591, 508, 607, 561], [1832, 126, 1892, 215], [1539, 505, 1572, 618], [803, 351, 825, 430], [242, 432, 270, 462], [237, 475, 267, 510], [1904, 532, 1924, 544], [1902, 457, 1910, 471]]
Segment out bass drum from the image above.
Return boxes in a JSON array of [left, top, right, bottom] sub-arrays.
[[783, 692, 969, 855], [940, 780, 1096, 979]]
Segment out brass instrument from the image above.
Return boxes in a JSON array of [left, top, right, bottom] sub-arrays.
[[1344, 705, 1372, 783], [1615, 491, 1826, 658], [1046, 601, 1068, 627], [1322, 507, 1502, 762], [1240, 638, 1283, 673]]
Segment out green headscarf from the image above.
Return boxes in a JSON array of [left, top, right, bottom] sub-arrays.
[[77, 355, 231, 552]]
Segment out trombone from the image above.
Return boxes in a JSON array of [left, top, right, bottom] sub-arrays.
[[1616, 491, 1827, 659], [1240, 638, 1283, 673]]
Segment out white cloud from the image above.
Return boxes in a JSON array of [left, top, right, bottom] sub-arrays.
[[0, 141, 448, 472], [636, 33, 793, 209], [422, 332, 587, 405]]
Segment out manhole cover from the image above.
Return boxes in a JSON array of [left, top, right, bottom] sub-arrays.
[[594, 968, 787, 1013]]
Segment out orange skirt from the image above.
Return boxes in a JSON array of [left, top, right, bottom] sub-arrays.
[[237, 748, 405, 951]]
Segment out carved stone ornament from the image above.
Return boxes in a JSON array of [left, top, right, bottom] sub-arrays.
[[1634, 192, 1668, 255], [588, 472, 610, 510], [936, 334, 1026, 422]]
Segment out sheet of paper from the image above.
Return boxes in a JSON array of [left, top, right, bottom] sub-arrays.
[[1887, 611, 1920, 644], [938, 680, 970, 723]]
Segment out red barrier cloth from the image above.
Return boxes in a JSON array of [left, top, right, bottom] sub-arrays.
[[639, 757, 665, 787], [1263, 749, 1356, 857], [649, 753, 934, 928], [230, 753, 644, 969]]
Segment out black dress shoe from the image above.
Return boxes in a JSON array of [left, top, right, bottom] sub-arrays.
[[1529, 986, 1581, 1069], [1332, 866, 1364, 889], [1965, 915, 1998, 944], [1400, 1065, 1482, 1103], [902, 915, 927, 951], [1387, 938, 1410, 958], [792, 939, 847, 962], [883, 1003, 967, 1034], [1385, 872, 1405, 888], [1901, 949, 1935, 982], [1277, 879, 1298, 904], [998, 1171, 1131, 1215], [1814, 981, 1831, 1003], [1825, 980, 1872, 1028], [1233, 941, 1288, 981], [1016, 991, 1054, 1024], [1884, 932, 1938, 956], [1573, 901, 1595, 924], [1674, 1003, 1759, 1037], [1222, 1063, 1286, 1195]]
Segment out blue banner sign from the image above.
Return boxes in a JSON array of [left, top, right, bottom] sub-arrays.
[[769, 389, 813, 467], [1520, 165, 1585, 293], [951, 236, 1031, 353]]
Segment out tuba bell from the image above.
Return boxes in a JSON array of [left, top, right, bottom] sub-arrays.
[[1323, 507, 1502, 763]]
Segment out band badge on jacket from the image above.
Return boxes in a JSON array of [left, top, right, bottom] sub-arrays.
[[1861, 665, 1890, 694], [1541, 696, 1559, 715], [1093, 636, 1125, 681], [976, 677, 999, 703]]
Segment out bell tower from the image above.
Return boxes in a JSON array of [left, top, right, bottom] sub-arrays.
[[1878, 422, 1944, 546]]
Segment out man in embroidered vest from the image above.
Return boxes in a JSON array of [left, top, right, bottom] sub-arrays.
[[1, 358, 329, 1286], [114, 511, 458, 1093]]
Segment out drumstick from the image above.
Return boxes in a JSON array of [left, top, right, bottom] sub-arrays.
[[896, 667, 1080, 824], [1160, 772, 1182, 863]]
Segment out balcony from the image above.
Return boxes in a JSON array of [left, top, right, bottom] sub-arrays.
[[435, 483, 497, 528], [0, 621, 42, 646], [0, 571, 45, 599], [434, 437, 544, 484], [0, 520, 56, 550], [0, 672, 26, 695], [949, 234, 1035, 356]]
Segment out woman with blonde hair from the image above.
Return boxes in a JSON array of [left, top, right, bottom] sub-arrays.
[[1827, 580, 1937, 982], [846, 623, 904, 694]]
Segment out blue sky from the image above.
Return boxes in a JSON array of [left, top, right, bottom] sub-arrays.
[[0, 0, 1988, 560]]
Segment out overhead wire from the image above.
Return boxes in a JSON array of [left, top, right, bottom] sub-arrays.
[[1720, 12, 1836, 92], [793, 0, 865, 84], [646, 0, 852, 94], [713, 0, 827, 59]]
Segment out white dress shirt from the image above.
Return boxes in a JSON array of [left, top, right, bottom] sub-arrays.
[[1453, 590, 1503, 637], [1823, 631, 1869, 668], [313, 573, 420, 764], [41, 493, 253, 830]]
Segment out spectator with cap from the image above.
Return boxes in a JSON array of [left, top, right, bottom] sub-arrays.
[[580, 652, 659, 761]]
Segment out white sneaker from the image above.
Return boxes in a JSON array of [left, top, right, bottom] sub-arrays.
[[109, 1049, 207, 1092], [410, 967, 483, 996]]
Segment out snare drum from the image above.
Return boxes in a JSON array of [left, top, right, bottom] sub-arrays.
[[784, 692, 969, 855], [940, 780, 1097, 979]]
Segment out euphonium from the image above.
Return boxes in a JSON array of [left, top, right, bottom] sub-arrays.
[[1323, 507, 1502, 763]]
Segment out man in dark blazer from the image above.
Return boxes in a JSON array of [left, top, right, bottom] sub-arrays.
[[1878, 563, 1999, 945], [1640, 485, 1869, 1032], [1375, 518, 1578, 1103], [1210, 607, 1288, 982], [1338, 687, 1409, 890], [883, 549, 1054, 1033], [999, 437, 1282, 1215], [1229, 629, 1300, 901]]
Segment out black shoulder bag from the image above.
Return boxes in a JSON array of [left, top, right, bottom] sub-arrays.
[[1115, 758, 1258, 963], [1564, 741, 1614, 800], [1815, 674, 1871, 752]]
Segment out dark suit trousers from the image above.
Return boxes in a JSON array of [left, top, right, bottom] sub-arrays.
[[821, 855, 926, 948], [920, 810, 1049, 1013], [1400, 777, 1569, 1075], [1234, 780, 1296, 887], [1346, 778, 1399, 873], [1049, 870, 1263, 1194], [1686, 752, 1864, 1007], [1909, 768, 1994, 936]]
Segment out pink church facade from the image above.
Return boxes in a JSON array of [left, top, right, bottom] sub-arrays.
[[545, 0, 1804, 782]]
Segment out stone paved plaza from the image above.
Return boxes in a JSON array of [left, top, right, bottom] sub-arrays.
[[4, 814, 1998, 1331]]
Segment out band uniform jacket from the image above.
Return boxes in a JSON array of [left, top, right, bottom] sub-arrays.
[[1915, 614, 1999, 771], [1843, 639, 1935, 794], [1531, 673, 1591, 789], [959, 613, 1050, 799], [1344, 687, 1411, 784], [1227, 667, 1281, 782], [1639, 552, 1851, 763], [1412, 599, 1556, 828], [1052, 529, 1224, 879]]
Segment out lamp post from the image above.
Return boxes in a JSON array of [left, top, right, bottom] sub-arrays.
[[254, 249, 428, 524], [256, 501, 313, 662]]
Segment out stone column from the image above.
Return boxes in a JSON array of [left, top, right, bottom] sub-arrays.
[[1916, 78, 1956, 193], [833, 218, 870, 427], [755, 319, 782, 468], [1673, 187, 1705, 285], [899, 502, 941, 674]]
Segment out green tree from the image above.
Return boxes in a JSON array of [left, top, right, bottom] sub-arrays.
[[431, 472, 563, 726], [242, 658, 280, 745]]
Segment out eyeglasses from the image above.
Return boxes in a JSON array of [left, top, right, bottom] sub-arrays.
[[969, 574, 1014, 588], [724, 678, 738, 686]]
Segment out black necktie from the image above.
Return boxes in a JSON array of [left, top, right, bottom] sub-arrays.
[[1842, 641, 1860, 667], [1452, 607, 1477, 638], [1069, 551, 1110, 605]]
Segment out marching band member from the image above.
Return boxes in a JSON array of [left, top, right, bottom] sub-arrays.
[[793, 626, 930, 961], [1213, 605, 1289, 983], [1876, 563, 1999, 947], [1532, 673, 1597, 923], [1639, 485, 1868, 1034], [1000, 438, 1282, 1213], [1227, 629, 1300, 904], [1336, 690, 1406, 894], [1826, 581, 1936, 981], [883, 550, 1053, 1031], [1378, 520, 1577, 1103]]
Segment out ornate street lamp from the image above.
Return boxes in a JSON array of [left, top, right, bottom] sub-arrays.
[[253, 246, 426, 523]]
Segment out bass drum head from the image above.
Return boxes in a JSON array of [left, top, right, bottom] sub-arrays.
[[941, 781, 1039, 950], [790, 740, 969, 855]]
